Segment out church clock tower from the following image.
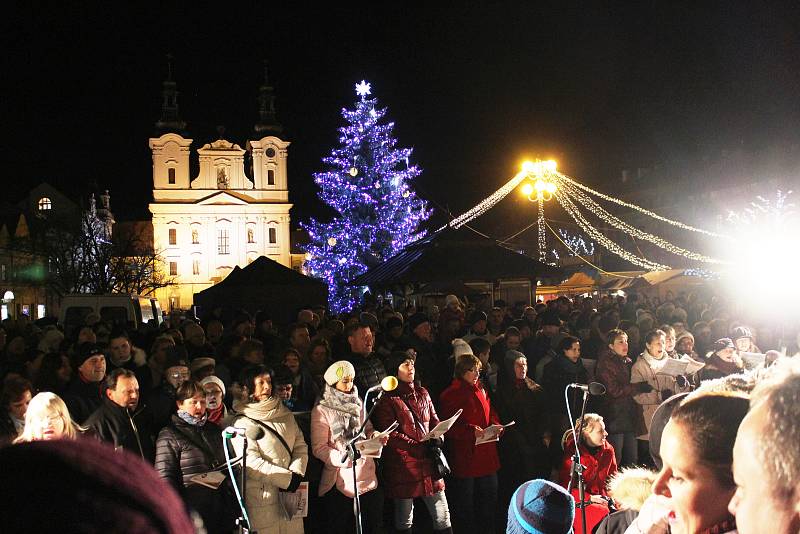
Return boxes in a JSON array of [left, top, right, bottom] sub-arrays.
[[148, 60, 293, 311]]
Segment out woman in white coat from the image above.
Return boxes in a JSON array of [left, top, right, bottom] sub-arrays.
[[310, 360, 385, 533], [232, 364, 309, 534]]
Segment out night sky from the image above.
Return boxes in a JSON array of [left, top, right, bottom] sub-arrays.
[[5, 3, 800, 237]]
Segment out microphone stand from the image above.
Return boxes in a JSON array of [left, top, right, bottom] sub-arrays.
[[565, 386, 590, 534], [341, 387, 385, 534], [235, 434, 250, 534]]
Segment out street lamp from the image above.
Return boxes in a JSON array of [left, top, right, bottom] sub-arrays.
[[520, 160, 559, 262]]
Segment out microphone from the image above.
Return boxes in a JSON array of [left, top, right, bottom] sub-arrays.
[[365, 376, 399, 395], [222, 426, 266, 440], [568, 382, 606, 396], [222, 426, 246, 438]]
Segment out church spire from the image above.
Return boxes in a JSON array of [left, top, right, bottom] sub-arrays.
[[155, 53, 187, 133], [254, 60, 283, 135]]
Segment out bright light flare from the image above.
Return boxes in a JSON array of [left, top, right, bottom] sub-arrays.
[[719, 191, 799, 318], [521, 159, 557, 176], [521, 182, 534, 196]]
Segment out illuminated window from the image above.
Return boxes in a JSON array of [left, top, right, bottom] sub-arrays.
[[37, 304, 45, 319], [192, 259, 200, 275], [169, 262, 178, 276], [269, 227, 277, 244], [169, 228, 177, 245], [267, 169, 275, 185], [38, 197, 52, 211], [217, 229, 229, 255], [168, 168, 176, 184]]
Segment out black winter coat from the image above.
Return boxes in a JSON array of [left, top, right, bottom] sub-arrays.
[[541, 355, 592, 436], [63, 377, 105, 425], [155, 415, 236, 532], [85, 397, 156, 462], [146, 383, 179, 433], [345, 351, 386, 405]]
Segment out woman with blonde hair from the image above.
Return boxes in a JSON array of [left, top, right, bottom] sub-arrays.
[[14, 392, 79, 442]]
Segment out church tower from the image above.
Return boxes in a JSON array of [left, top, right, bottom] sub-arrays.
[[148, 60, 293, 311]]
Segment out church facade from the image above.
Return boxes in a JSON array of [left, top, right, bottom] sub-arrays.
[[148, 64, 293, 311]]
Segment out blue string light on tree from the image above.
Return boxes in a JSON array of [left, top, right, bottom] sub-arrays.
[[301, 80, 431, 312]]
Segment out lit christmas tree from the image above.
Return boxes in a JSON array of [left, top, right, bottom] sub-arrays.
[[303, 80, 431, 312]]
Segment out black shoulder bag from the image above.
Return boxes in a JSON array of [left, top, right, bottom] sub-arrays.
[[400, 396, 451, 480]]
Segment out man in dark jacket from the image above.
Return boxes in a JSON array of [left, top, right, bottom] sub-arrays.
[[64, 343, 107, 424], [85, 368, 156, 463], [343, 322, 386, 407]]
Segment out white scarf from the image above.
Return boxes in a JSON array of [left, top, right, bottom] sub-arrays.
[[641, 348, 666, 371]]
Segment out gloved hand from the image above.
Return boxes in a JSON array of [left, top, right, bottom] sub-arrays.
[[661, 389, 675, 401], [428, 437, 444, 449], [675, 375, 690, 389], [634, 382, 654, 394], [281, 472, 303, 493]]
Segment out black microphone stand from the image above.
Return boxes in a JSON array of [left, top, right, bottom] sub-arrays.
[[341, 388, 386, 534], [237, 434, 250, 534], [567, 387, 590, 534]]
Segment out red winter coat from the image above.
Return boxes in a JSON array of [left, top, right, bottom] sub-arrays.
[[372, 381, 445, 499], [438, 378, 501, 478], [558, 434, 617, 499]]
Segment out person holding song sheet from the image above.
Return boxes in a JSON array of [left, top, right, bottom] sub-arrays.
[[154, 380, 237, 533], [631, 330, 691, 463], [310, 360, 383, 534], [373, 351, 453, 534], [439, 353, 503, 534], [230, 364, 308, 534]]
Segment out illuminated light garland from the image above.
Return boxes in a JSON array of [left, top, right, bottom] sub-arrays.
[[441, 161, 721, 271], [443, 172, 527, 230], [557, 178, 727, 264], [554, 189, 670, 270], [556, 172, 729, 239], [537, 196, 546, 262]]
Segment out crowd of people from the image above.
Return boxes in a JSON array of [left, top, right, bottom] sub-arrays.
[[0, 290, 799, 533]]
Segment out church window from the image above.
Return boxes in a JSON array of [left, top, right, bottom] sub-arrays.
[[267, 170, 275, 185], [217, 229, 230, 255], [1, 264, 5, 281], [169, 228, 177, 245], [269, 227, 277, 244], [168, 168, 176, 184], [38, 197, 52, 211], [265, 147, 276, 158], [247, 228, 255, 243], [192, 259, 200, 275], [169, 262, 178, 276], [191, 228, 199, 244]]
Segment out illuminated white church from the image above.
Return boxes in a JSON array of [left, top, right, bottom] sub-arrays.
[[149, 66, 292, 310]]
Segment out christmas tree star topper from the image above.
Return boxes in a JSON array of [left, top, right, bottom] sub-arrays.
[[355, 80, 372, 98]]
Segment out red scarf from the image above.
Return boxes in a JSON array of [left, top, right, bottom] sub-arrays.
[[207, 404, 224, 425]]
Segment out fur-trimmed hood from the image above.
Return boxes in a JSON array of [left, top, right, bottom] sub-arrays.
[[606, 467, 657, 511]]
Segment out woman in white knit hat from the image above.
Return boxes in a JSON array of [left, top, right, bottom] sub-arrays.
[[310, 360, 385, 533]]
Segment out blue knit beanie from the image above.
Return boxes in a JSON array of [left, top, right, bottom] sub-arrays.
[[507, 479, 575, 534]]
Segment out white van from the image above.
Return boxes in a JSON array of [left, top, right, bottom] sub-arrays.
[[59, 294, 163, 336]]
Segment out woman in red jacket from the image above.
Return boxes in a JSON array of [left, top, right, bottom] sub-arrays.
[[558, 413, 617, 532], [373, 351, 452, 534], [439, 353, 502, 533], [559, 413, 617, 499]]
